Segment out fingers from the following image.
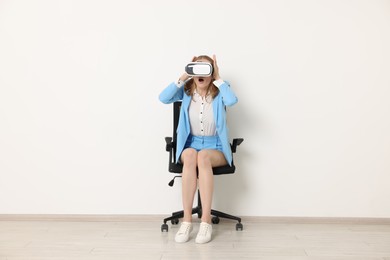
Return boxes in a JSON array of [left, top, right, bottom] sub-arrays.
[[212, 54, 220, 80], [213, 54, 218, 70], [180, 73, 191, 82]]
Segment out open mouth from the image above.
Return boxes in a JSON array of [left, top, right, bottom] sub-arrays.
[[198, 78, 205, 83]]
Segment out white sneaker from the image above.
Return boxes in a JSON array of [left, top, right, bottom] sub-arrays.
[[175, 222, 193, 243], [195, 222, 212, 244]]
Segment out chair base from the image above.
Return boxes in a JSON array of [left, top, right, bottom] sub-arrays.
[[161, 191, 243, 232]]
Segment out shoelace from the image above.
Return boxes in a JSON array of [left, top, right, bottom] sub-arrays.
[[198, 224, 209, 236], [178, 223, 191, 234]]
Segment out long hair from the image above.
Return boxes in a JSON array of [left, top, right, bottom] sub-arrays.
[[184, 55, 219, 99]]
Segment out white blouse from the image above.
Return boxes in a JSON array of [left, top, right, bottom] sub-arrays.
[[174, 79, 224, 136], [189, 90, 216, 136]]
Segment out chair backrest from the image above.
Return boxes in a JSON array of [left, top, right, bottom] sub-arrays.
[[168, 101, 237, 175], [172, 101, 181, 160]]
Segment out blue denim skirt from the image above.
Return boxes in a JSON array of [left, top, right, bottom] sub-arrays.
[[184, 134, 223, 152]]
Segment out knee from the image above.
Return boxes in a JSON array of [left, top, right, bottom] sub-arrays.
[[197, 150, 211, 168], [181, 148, 197, 166]]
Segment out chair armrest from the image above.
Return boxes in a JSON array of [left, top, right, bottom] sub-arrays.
[[165, 137, 173, 152], [231, 138, 244, 153]]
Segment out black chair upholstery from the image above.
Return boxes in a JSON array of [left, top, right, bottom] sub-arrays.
[[161, 101, 244, 232]]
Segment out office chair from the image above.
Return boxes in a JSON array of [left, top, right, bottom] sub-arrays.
[[161, 101, 244, 232]]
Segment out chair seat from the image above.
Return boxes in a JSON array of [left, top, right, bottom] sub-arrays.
[[169, 162, 236, 175]]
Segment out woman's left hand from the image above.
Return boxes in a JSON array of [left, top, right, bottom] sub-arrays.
[[212, 55, 221, 80]]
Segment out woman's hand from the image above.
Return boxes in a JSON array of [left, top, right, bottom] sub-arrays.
[[212, 55, 221, 80], [179, 56, 197, 82], [179, 73, 190, 82]]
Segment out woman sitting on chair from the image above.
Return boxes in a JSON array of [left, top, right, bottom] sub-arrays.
[[159, 55, 238, 244]]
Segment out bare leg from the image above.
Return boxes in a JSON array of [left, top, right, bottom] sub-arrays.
[[197, 149, 227, 223], [180, 148, 198, 222]]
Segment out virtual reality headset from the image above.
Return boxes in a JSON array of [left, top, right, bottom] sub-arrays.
[[185, 62, 213, 77]]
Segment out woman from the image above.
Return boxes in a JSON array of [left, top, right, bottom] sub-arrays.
[[159, 55, 238, 244]]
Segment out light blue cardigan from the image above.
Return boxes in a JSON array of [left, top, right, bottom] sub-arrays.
[[159, 81, 238, 166]]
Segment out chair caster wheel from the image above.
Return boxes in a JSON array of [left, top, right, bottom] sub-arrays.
[[161, 223, 168, 232], [171, 219, 179, 225], [212, 216, 220, 224], [236, 223, 243, 231]]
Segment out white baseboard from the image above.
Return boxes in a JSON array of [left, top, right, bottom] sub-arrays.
[[0, 214, 390, 224]]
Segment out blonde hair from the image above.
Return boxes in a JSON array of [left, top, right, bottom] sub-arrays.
[[184, 55, 219, 99]]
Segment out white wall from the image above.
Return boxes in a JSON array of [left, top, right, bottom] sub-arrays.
[[1, 0, 389, 217]]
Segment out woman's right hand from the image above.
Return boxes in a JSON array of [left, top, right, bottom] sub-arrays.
[[179, 73, 190, 82], [179, 56, 197, 82]]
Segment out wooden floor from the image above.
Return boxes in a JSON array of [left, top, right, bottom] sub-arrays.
[[1, 216, 390, 260]]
